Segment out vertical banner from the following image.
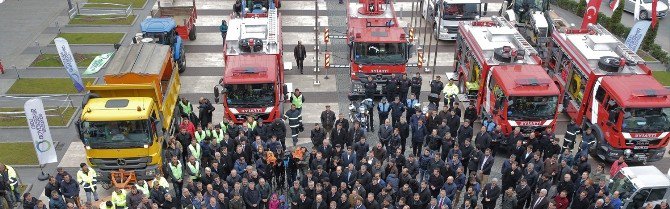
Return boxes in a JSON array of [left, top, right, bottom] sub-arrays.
[[54, 38, 85, 92], [581, 0, 603, 28], [625, 20, 651, 52], [24, 98, 58, 165]]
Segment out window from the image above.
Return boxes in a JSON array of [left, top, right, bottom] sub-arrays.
[[595, 86, 606, 103]]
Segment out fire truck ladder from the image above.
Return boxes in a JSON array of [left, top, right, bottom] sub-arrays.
[[492, 16, 539, 56], [267, 8, 279, 53], [588, 24, 644, 64]]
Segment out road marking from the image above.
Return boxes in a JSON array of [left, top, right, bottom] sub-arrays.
[[58, 142, 87, 168], [186, 52, 224, 68]]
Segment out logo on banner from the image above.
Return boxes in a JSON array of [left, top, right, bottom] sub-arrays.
[[625, 21, 651, 52], [28, 109, 54, 153]]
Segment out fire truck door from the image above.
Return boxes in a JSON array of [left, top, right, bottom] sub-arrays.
[[590, 77, 605, 125], [484, 69, 494, 113]]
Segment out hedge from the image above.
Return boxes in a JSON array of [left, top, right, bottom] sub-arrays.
[[554, 0, 670, 66]]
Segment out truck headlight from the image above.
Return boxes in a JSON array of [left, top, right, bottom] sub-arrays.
[[624, 149, 632, 156]]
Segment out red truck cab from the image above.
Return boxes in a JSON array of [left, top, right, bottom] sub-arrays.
[[455, 17, 561, 136], [347, 0, 413, 99], [214, 9, 287, 124], [547, 25, 670, 162]]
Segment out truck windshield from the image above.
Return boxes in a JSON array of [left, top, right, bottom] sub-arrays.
[[609, 172, 636, 199], [507, 96, 558, 120], [354, 42, 407, 65], [143, 32, 171, 45], [441, 3, 480, 20], [622, 108, 670, 133], [225, 83, 275, 108], [81, 120, 151, 149], [515, 0, 546, 12]]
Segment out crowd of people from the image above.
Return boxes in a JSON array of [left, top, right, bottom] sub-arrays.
[[3, 74, 669, 209]]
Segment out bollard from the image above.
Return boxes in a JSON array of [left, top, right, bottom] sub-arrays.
[[0, 59, 4, 74]]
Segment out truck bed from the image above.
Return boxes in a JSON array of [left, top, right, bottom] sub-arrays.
[[154, 0, 196, 26]]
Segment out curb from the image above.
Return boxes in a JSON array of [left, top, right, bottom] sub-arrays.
[[3, 77, 98, 95]]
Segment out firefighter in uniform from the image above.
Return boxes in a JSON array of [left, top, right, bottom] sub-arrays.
[[0, 163, 19, 205], [442, 79, 459, 107], [284, 104, 303, 147], [563, 120, 580, 151], [290, 89, 305, 113], [76, 163, 99, 204], [111, 187, 128, 209], [377, 97, 391, 127], [411, 72, 423, 98], [212, 125, 225, 144], [385, 74, 399, 101], [187, 139, 202, 162], [99, 201, 115, 209], [245, 116, 258, 136], [194, 126, 211, 143], [364, 76, 377, 100], [135, 180, 150, 198], [398, 74, 411, 103], [389, 97, 405, 127], [363, 98, 375, 131], [185, 155, 202, 181], [168, 156, 184, 195]]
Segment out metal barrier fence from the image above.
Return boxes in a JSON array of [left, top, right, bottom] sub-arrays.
[[68, 2, 132, 19], [0, 95, 76, 126]]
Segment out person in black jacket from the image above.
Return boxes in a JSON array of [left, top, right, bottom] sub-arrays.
[[244, 182, 261, 209], [410, 72, 422, 98], [397, 119, 410, 154], [311, 123, 326, 148], [385, 74, 399, 100], [271, 118, 287, 149], [389, 97, 405, 127], [501, 161, 521, 192], [294, 41, 307, 74], [515, 179, 532, 209], [474, 126, 491, 151], [331, 123, 348, 147], [480, 178, 501, 209], [363, 76, 377, 99], [463, 102, 477, 124], [398, 74, 411, 103], [429, 76, 444, 94], [161, 193, 180, 209], [457, 120, 474, 146]]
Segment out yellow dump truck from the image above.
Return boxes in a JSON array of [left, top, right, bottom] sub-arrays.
[[76, 43, 181, 189]]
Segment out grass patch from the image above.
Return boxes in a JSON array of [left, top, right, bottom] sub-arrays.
[[54, 33, 124, 45], [0, 142, 39, 165], [69, 15, 136, 25], [6, 78, 96, 94], [85, 0, 147, 8], [30, 53, 99, 68], [653, 71, 670, 86], [0, 107, 76, 127]]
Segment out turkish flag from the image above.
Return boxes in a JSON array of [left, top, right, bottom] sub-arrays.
[[581, 0, 603, 28], [652, 0, 658, 27]]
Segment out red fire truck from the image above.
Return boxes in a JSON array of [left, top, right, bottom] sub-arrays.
[[214, 9, 287, 124], [455, 16, 561, 136], [346, 0, 413, 100], [546, 24, 670, 163]]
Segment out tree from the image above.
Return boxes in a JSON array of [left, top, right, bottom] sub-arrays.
[[641, 24, 658, 51], [610, 0, 625, 25]]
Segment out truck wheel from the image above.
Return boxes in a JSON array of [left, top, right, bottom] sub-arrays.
[[189, 26, 197, 40], [178, 61, 186, 73]]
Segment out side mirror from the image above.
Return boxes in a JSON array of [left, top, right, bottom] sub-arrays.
[[75, 120, 85, 143], [282, 84, 288, 100]]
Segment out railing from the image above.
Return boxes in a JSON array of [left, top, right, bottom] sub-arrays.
[[68, 2, 133, 20], [0, 95, 77, 126]]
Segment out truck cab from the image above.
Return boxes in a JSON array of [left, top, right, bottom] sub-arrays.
[[214, 8, 287, 124], [77, 43, 181, 188], [610, 166, 670, 209], [424, 0, 481, 40], [347, 0, 413, 100], [573, 74, 670, 162], [140, 18, 187, 73], [455, 17, 560, 136]]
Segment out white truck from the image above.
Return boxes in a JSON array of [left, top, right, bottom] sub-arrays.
[[422, 0, 481, 40], [610, 166, 670, 209]]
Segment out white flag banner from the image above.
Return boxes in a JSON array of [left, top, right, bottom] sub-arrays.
[[24, 98, 58, 165], [54, 37, 85, 92], [625, 20, 651, 52]]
